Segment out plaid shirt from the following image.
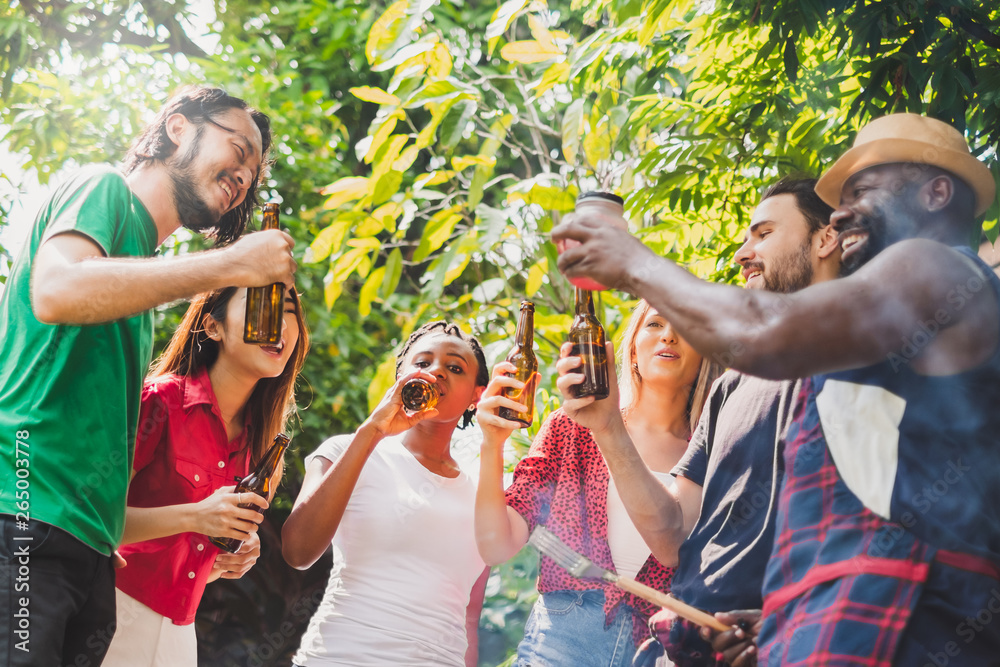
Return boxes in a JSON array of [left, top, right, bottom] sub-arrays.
[[757, 376, 933, 666], [759, 248, 1000, 666]]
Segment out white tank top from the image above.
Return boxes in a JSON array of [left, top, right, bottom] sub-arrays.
[[606, 471, 675, 579]]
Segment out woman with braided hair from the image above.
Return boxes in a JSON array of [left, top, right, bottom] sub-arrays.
[[283, 321, 490, 666]]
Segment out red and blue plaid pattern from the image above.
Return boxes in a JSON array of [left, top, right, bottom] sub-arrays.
[[758, 377, 934, 667]]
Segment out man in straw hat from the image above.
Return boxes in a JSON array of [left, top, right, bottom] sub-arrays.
[[552, 113, 1000, 666]]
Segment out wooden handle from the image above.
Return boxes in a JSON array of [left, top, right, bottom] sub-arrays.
[[614, 576, 730, 632]]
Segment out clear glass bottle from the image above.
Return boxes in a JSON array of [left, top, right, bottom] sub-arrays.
[[561, 191, 626, 291]]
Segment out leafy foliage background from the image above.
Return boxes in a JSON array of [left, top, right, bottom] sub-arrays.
[[1, 0, 998, 664]]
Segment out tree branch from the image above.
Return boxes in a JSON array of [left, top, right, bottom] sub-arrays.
[[18, 0, 208, 59], [952, 12, 1000, 50]]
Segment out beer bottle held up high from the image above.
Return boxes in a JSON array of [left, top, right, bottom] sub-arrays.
[[210, 433, 290, 554], [498, 301, 538, 428], [244, 203, 284, 345], [567, 288, 610, 400]]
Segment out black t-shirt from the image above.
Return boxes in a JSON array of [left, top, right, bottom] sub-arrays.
[[668, 370, 800, 611]]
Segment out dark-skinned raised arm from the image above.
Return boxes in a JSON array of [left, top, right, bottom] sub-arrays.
[[553, 219, 997, 379]]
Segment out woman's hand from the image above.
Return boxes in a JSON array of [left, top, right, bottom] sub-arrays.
[[361, 370, 440, 439], [476, 362, 531, 448], [189, 485, 267, 539], [555, 340, 624, 436], [212, 530, 262, 580]]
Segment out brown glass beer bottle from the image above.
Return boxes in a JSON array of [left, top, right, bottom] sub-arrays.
[[244, 203, 284, 344], [498, 301, 538, 427], [567, 288, 610, 400], [401, 378, 440, 412], [210, 433, 290, 554]]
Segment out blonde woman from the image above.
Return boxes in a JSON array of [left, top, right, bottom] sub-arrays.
[[476, 300, 723, 666]]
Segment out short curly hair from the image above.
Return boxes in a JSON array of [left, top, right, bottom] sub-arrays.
[[395, 321, 489, 429], [122, 85, 272, 246]]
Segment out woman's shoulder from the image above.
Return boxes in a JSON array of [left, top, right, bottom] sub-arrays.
[[306, 433, 357, 465], [141, 372, 186, 403]]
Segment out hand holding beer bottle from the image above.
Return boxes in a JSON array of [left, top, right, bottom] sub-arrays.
[[210, 433, 290, 553]]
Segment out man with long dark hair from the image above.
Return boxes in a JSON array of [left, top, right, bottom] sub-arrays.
[[0, 85, 295, 667]]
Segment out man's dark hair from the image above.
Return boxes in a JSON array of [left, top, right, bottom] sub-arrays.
[[761, 177, 834, 235], [122, 86, 272, 245]]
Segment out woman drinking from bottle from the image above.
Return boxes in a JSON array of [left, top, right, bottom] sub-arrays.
[[283, 321, 491, 667], [475, 300, 722, 666], [102, 285, 308, 667]]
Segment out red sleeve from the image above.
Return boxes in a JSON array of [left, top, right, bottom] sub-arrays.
[[504, 409, 573, 534], [132, 379, 172, 473]]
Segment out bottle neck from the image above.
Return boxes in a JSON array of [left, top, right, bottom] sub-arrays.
[[261, 206, 279, 231], [514, 307, 534, 349], [574, 288, 595, 317], [255, 434, 290, 474]]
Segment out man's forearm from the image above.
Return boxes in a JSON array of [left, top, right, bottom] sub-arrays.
[[624, 254, 782, 370], [554, 223, 806, 378], [32, 246, 244, 324]]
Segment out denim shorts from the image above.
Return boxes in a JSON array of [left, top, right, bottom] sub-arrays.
[[516, 589, 636, 667]]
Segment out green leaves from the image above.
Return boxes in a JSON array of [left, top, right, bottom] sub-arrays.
[[413, 206, 464, 263]]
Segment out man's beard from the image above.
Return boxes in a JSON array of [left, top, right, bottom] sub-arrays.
[[745, 242, 814, 294], [168, 127, 219, 233]]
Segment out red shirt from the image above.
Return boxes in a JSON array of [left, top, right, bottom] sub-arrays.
[[115, 368, 251, 625], [505, 409, 674, 645]]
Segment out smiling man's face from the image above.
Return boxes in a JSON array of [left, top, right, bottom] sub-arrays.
[[734, 193, 817, 294], [831, 164, 924, 276], [166, 107, 264, 234]]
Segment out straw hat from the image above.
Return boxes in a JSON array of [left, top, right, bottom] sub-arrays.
[[815, 113, 996, 216]]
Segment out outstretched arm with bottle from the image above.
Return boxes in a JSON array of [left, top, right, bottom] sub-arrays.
[[555, 341, 702, 567], [474, 362, 533, 565]]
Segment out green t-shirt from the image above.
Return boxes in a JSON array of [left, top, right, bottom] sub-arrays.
[[0, 165, 158, 555]]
